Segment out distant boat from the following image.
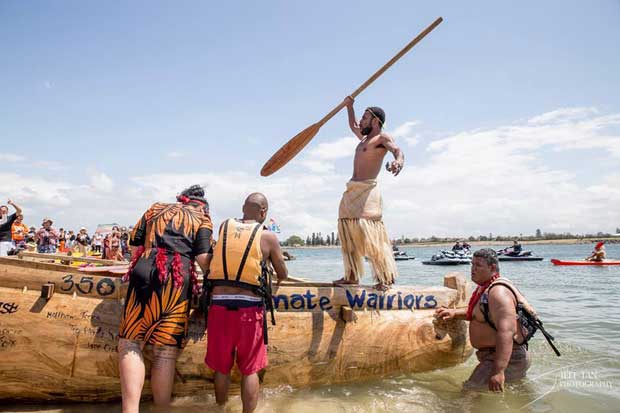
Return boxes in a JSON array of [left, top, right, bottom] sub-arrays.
[[392, 246, 414, 261], [393, 251, 415, 261], [422, 250, 471, 266], [497, 249, 543, 262], [498, 256, 544, 262], [422, 257, 471, 266]]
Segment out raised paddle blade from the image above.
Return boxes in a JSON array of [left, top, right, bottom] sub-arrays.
[[260, 122, 322, 176]]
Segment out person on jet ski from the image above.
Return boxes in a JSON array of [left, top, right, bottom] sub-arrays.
[[499, 240, 523, 257], [452, 241, 464, 252], [509, 240, 522, 256]]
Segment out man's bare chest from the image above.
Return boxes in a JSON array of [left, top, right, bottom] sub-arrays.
[[356, 139, 385, 156], [471, 304, 488, 324]]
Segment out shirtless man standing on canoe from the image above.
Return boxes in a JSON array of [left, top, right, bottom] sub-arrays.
[[334, 96, 404, 291]]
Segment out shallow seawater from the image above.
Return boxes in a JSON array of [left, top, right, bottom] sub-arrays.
[[3, 244, 620, 412]]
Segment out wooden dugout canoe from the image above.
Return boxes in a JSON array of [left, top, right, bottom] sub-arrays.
[[0, 253, 473, 402]]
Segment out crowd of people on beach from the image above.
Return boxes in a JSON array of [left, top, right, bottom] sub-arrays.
[[0, 200, 130, 261]]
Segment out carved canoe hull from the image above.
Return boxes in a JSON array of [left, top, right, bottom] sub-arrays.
[[0, 255, 473, 402]]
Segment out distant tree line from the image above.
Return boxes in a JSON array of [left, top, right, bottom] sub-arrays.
[[391, 228, 620, 245], [280, 232, 339, 247], [281, 228, 620, 247]]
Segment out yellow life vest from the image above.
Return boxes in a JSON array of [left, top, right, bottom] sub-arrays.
[[208, 219, 264, 288]]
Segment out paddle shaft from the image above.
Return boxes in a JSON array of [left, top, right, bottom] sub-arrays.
[[318, 16, 443, 126], [260, 17, 443, 176]]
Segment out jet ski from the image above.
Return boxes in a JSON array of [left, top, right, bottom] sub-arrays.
[[499, 255, 544, 262], [497, 249, 543, 262], [393, 247, 415, 261], [422, 250, 471, 265]]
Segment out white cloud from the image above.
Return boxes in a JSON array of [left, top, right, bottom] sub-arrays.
[[392, 120, 421, 147], [89, 171, 115, 192], [392, 120, 420, 137], [0, 154, 67, 170], [527, 107, 598, 125], [2, 107, 619, 239], [298, 159, 336, 174], [33, 160, 67, 171], [0, 153, 26, 162], [167, 151, 185, 158], [0, 173, 73, 207], [307, 137, 358, 160], [295, 136, 357, 174], [130, 170, 346, 238], [404, 136, 419, 147], [380, 107, 620, 236], [0, 172, 152, 232]]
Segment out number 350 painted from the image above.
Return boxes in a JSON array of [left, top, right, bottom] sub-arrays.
[[60, 274, 116, 297]]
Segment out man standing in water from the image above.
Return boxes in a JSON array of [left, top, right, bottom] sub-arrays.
[[435, 249, 531, 391], [334, 96, 404, 290], [205, 193, 288, 413]]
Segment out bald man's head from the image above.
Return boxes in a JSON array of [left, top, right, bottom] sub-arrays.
[[242, 192, 269, 223]]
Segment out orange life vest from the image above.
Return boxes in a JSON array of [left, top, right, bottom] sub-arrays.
[[208, 219, 264, 288]]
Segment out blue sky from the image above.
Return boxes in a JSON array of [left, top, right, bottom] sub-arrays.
[[1, 1, 619, 238]]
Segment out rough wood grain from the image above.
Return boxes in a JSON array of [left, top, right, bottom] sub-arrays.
[[19, 251, 122, 266], [0, 254, 472, 402]]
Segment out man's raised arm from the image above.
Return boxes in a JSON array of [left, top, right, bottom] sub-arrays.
[[8, 200, 22, 216], [344, 96, 364, 140]]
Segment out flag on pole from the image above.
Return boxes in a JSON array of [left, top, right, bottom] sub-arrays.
[[268, 218, 281, 233]]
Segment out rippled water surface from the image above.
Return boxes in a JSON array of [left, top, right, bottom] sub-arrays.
[[4, 244, 619, 412]]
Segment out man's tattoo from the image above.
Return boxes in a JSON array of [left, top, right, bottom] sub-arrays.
[[151, 345, 179, 370], [118, 339, 144, 361]]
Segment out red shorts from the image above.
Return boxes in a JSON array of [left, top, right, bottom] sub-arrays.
[[205, 304, 267, 376]]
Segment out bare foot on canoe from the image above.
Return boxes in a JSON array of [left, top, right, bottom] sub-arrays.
[[374, 283, 392, 292], [333, 277, 359, 286]]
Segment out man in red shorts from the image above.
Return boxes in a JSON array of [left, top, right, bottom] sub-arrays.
[[205, 192, 288, 412]]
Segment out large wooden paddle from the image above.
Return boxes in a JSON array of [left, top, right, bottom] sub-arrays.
[[260, 16, 443, 177]]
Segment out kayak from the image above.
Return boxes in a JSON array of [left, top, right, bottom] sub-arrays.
[[550, 259, 620, 266], [498, 256, 544, 262]]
